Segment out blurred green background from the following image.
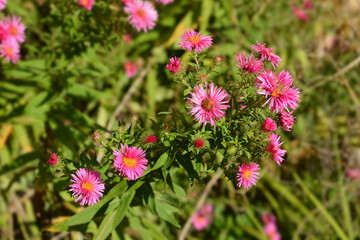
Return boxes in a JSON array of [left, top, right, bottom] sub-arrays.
[[1, 0, 360, 239]]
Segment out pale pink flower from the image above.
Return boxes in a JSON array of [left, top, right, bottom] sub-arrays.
[[256, 70, 300, 112], [47, 153, 58, 165], [292, 6, 310, 22], [3, 16, 26, 43], [347, 169, 360, 180], [69, 168, 105, 206], [279, 111, 295, 131], [124, 61, 137, 78], [113, 143, 148, 181], [166, 56, 181, 73], [237, 162, 260, 189], [0, 0, 6, 10], [124, 0, 158, 32], [251, 41, 281, 69], [155, 0, 174, 5], [264, 222, 281, 240], [187, 83, 230, 126], [263, 118, 277, 132], [267, 133, 286, 165], [192, 203, 213, 231], [235, 52, 263, 74], [78, 0, 94, 11], [1, 39, 20, 64], [179, 29, 213, 53]]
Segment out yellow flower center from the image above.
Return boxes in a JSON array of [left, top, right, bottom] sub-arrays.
[[123, 156, 137, 168], [5, 47, 14, 56], [82, 181, 94, 192], [271, 88, 280, 98], [189, 35, 200, 44], [10, 26, 18, 36], [201, 98, 215, 111], [243, 169, 252, 180], [81, 0, 88, 5], [137, 10, 146, 19]]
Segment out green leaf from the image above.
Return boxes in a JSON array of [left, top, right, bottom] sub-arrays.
[[151, 152, 168, 171], [155, 200, 180, 228]]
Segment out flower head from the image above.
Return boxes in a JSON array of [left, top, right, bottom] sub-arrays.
[[263, 118, 277, 132], [113, 143, 148, 181], [262, 214, 277, 224], [237, 162, 260, 189], [78, 0, 94, 11], [124, 61, 137, 78], [179, 29, 213, 53], [235, 51, 263, 74], [187, 83, 230, 126], [264, 222, 281, 240], [192, 203, 213, 231], [267, 133, 286, 165], [0, 0, 7, 10], [303, 0, 313, 9], [47, 153, 58, 165], [256, 70, 300, 112], [251, 41, 281, 69], [166, 56, 181, 73], [347, 169, 360, 180], [4, 16, 26, 43], [292, 6, 310, 22], [279, 111, 295, 131], [69, 168, 105, 206], [155, 0, 174, 5], [1, 39, 20, 64], [124, 0, 158, 32], [145, 135, 157, 143]]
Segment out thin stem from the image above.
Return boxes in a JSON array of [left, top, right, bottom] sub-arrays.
[[194, 52, 200, 70]]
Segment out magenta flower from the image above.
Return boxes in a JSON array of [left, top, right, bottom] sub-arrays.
[[192, 203, 213, 231], [166, 56, 181, 73], [69, 168, 105, 206], [124, 0, 158, 32], [279, 111, 295, 131], [1, 39, 20, 64], [179, 29, 213, 53], [4, 16, 26, 43], [263, 118, 277, 132], [267, 133, 286, 165], [256, 70, 300, 112], [347, 169, 360, 180], [187, 83, 230, 126], [264, 222, 281, 240], [113, 143, 148, 181], [78, 0, 94, 11], [124, 61, 137, 78], [303, 0, 313, 9], [251, 41, 281, 69], [155, 0, 174, 5], [0, 0, 6, 10], [262, 214, 277, 224], [145, 135, 157, 143], [237, 162, 260, 189], [235, 51, 263, 74], [47, 153, 58, 165], [194, 139, 204, 148], [292, 6, 310, 22]]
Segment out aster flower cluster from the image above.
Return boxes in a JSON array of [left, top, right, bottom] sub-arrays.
[[0, 15, 26, 64]]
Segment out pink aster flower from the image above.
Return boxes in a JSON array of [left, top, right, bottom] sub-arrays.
[[237, 162, 260, 189], [0, 0, 6, 10], [292, 6, 310, 22], [256, 70, 300, 112], [69, 168, 105, 206], [4, 16, 26, 43], [303, 0, 313, 9], [263, 118, 277, 132], [155, 0, 174, 5], [166, 56, 181, 73], [347, 169, 360, 180], [267, 133, 286, 165], [251, 41, 281, 69], [279, 111, 295, 131], [235, 51, 263, 74], [187, 83, 230, 126], [113, 143, 148, 181], [1, 39, 20, 64], [179, 29, 213, 53], [192, 203, 213, 231], [47, 153, 58, 165], [124, 0, 158, 32], [124, 61, 137, 78], [78, 0, 94, 11], [264, 222, 281, 240]]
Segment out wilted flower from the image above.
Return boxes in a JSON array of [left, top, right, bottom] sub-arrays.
[[78, 0, 94, 11], [124, 0, 158, 32], [237, 162, 260, 189], [267, 133, 286, 165], [192, 203, 213, 231], [235, 51, 263, 74], [251, 41, 281, 69], [279, 111, 295, 131], [166, 56, 181, 73], [263, 118, 277, 132], [124, 61, 137, 78], [179, 29, 213, 53]]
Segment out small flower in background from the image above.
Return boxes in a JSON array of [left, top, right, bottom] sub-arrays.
[[124, 33, 132, 43], [187, 83, 230, 126], [191, 132, 209, 152], [69, 168, 105, 206], [256, 70, 300, 112], [235, 51, 263, 74], [192, 203, 213, 231], [262, 214, 276, 224], [179, 29, 213, 53], [142, 134, 157, 148], [267, 133, 286, 165], [237, 162, 260, 189], [155, 0, 174, 5], [251, 41, 281, 69], [0, 0, 6, 11], [47, 153, 58, 165], [263, 118, 277, 132], [1, 38, 20, 64], [262, 214, 281, 240], [113, 143, 148, 180], [91, 130, 104, 147], [346, 169, 360, 180], [303, 0, 313, 9], [279, 111, 295, 131], [124, 61, 137, 78], [200, 74, 207, 81], [215, 56, 223, 63], [124, 0, 158, 32], [78, 0, 94, 11], [166, 56, 181, 73], [145, 135, 157, 143], [292, 6, 310, 22]]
